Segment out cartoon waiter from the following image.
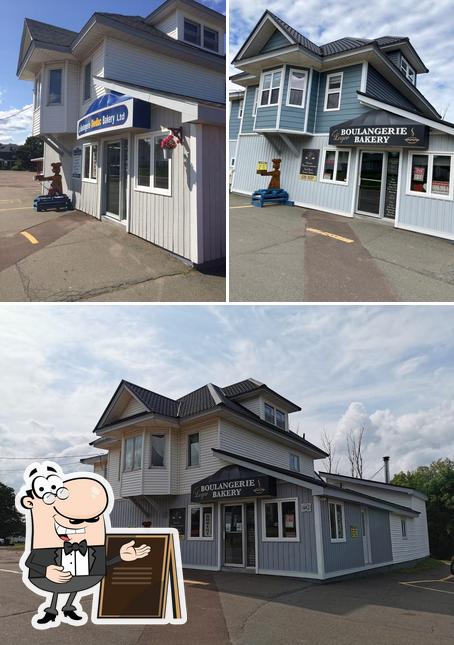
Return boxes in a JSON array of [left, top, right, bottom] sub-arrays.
[[16, 461, 151, 629]]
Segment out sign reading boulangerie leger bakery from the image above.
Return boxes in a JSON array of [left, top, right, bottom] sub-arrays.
[[329, 123, 429, 148], [191, 465, 276, 502]]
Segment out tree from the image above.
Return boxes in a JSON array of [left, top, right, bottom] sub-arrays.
[[12, 136, 43, 171], [392, 459, 454, 559], [0, 482, 24, 541], [321, 428, 341, 473], [346, 424, 366, 478]]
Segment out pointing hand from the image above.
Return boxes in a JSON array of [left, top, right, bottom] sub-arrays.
[[120, 540, 151, 561]]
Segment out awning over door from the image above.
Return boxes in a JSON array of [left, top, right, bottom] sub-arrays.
[[77, 92, 151, 139], [191, 464, 276, 502], [329, 109, 429, 148]]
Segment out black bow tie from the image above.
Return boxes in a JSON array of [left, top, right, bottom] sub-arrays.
[[63, 540, 88, 556]]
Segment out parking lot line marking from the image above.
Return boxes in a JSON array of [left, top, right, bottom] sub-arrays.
[[306, 227, 355, 244], [0, 206, 33, 212], [20, 231, 39, 244], [0, 568, 21, 574], [230, 205, 254, 209]]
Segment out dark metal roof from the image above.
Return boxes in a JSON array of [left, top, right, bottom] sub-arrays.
[[25, 18, 77, 47], [123, 381, 179, 417], [221, 378, 262, 397], [177, 384, 217, 416], [319, 471, 427, 496], [357, 91, 447, 126], [267, 11, 321, 55], [325, 484, 420, 516], [146, 0, 225, 24], [332, 108, 425, 130]]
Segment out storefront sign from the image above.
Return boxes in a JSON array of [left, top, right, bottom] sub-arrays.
[[300, 149, 320, 181], [350, 526, 359, 538], [77, 98, 150, 139], [301, 503, 312, 512], [191, 465, 276, 502], [168, 508, 186, 536], [72, 147, 82, 178], [329, 124, 429, 148]]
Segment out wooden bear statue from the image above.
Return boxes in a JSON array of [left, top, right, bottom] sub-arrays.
[[35, 162, 63, 197]]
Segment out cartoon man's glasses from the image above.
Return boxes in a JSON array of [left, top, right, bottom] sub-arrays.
[[32, 475, 69, 504]]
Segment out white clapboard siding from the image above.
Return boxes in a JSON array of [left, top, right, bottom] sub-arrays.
[[66, 63, 80, 130], [219, 419, 315, 476], [32, 108, 40, 137], [390, 497, 430, 563], [178, 421, 222, 493], [103, 37, 225, 104], [79, 42, 106, 118], [154, 13, 178, 39], [142, 428, 171, 495], [107, 447, 121, 498], [200, 123, 226, 262], [238, 396, 262, 416], [118, 396, 147, 419], [43, 139, 73, 195], [170, 427, 180, 494]]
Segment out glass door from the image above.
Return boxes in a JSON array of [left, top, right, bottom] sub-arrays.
[[357, 152, 384, 216], [224, 504, 244, 566], [105, 141, 121, 218]]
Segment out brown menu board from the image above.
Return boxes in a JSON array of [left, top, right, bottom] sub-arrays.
[[96, 532, 184, 622]]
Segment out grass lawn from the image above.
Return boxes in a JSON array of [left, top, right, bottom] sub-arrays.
[[397, 558, 448, 574]]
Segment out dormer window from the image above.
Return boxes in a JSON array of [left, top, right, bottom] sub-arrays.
[[400, 56, 415, 84], [183, 18, 220, 53], [264, 402, 286, 429], [203, 26, 219, 52], [184, 18, 201, 45]]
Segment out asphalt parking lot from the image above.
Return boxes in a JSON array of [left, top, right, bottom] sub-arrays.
[[0, 171, 225, 302], [2, 549, 454, 645], [230, 193, 454, 302]]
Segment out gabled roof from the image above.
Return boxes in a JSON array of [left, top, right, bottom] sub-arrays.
[[25, 18, 77, 48], [319, 471, 428, 500], [221, 378, 301, 411], [146, 0, 225, 26], [267, 11, 321, 56]]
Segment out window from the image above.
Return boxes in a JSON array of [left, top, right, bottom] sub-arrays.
[[400, 56, 415, 84], [252, 88, 258, 117], [260, 70, 282, 106], [238, 99, 243, 119], [82, 143, 97, 181], [48, 68, 62, 105], [264, 402, 286, 428], [83, 61, 92, 101], [203, 26, 219, 52], [184, 19, 201, 45], [290, 454, 300, 472], [321, 149, 350, 184], [189, 505, 213, 539], [401, 518, 407, 539], [408, 153, 453, 199], [150, 434, 165, 467], [230, 157, 235, 167], [187, 432, 200, 467], [329, 502, 345, 542], [34, 74, 41, 109], [135, 133, 171, 196], [264, 402, 275, 424], [287, 69, 307, 107], [324, 72, 343, 111], [275, 409, 286, 429], [263, 499, 298, 541], [124, 435, 142, 471]]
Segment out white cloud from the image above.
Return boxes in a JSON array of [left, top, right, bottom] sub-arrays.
[[0, 104, 33, 144]]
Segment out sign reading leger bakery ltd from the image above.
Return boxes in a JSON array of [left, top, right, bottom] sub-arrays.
[[329, 124, 429, 148], [191, 465, 276, 502]]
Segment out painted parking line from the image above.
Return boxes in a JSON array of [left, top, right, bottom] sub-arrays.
[[400, 574, 454, 595], [0, 206, 34, 212], [0, 568, 21, 574], [20, 231, 39, 244], [230, 205, 254, 209], [306, 227, 354, 244]]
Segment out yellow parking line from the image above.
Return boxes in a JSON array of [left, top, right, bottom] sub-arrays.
[[20, 231, 39, 244], [230, 205, 254, 209], [0, 206, 33, 212], [400, 581, 454, 595], [0, 568, 21, 574], [306, 227, 354, 244]]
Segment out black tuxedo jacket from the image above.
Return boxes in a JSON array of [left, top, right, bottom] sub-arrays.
[[25, 545, 120, 579]]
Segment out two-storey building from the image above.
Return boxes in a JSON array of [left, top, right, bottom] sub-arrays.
[[17, 0, 226, 266], [82, 377, 429, 580], [230, 11, 454, 242]]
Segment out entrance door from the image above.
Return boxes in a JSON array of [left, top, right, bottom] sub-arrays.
[[361, 507, 372, 564], [357, 152, 384, 216], [105, 140, 128, 220], [224, 505, 244, 566]]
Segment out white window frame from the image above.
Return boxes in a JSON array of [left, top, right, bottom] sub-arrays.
[[264, 401, 286, 429], [230, 157, 236, 167], [320, 147, 351, 186], [182, 16, 219, 53], [82, 143, 98, 183], [324, 72, 343, 112], [238, 99, 244, 119], [401, 518, 407, 539], [406, 151, 454, 201], [47, 67, 63, 106], [329, 500, 346, 543], [83, 60, 92, 102], [286, 68, 308, 108], [187, 432, 200, 468], [252, 87, 258, 117], [289, 453, 300, 472], [258, 69, 283, 108], [149, 432, 167, 469], [203, 25, 219, 53], [262, 498, 299, 542], [400, 56, 415, 84], [123, 435, 142, 472], [187, 504, 214, 540], [134, 131, 172, 197], [34, 73, 41, 110]]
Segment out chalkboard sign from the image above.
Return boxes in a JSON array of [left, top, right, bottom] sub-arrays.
[[72, 147, 82, 179], [384, 153, 400, 219], [300, 149, 320, 181], [169, 508, 186, 536]]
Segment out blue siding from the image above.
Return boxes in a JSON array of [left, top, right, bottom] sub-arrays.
[[315, 64, 367, 133], [257, 482, 318, 574], [260, 29, 291, 54], [369, 508, 393, 564], [307, 69, 320, 133], [241, 85, 259, 134], [322, 501, 365, 573], [229, 99, 242, 140], [366, 65, 417, 111], [278, 66, 308, 131], [255, 104, 279, 130]]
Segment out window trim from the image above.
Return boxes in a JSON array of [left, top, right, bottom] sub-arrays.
[[203, 25, 219, 53], [286, 68, 308, 109], [83, 60, 92, 102], [123, 434, 143, 472], [258, 68, 283, 108], [82, 142, 98, 183], [400, 56, 415, 84], [182, 16, 220, 53], [187, 504, 214, 540], [134, 131, 172, 197], [47, 67, 63, 106], [406, 151, 454, 201], [324, 72, 343, 112], [252, 87, 258, 118], [329, 500, 346, 543], [264, 401, 287, 429], [187, 432, 200, 468], [320, 147, 351, 186], [34, 73, 41, 110], [238, 98, 244, 119], [149, 432, 167, 469], [262, 497, 300, 542], [289, 453, 300, 472], [401, 518, 408, 539]]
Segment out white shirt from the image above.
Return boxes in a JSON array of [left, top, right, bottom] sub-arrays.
[[61, 546, 90, 576]]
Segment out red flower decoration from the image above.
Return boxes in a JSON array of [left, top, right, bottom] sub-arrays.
[[160, 134, 178, 150]]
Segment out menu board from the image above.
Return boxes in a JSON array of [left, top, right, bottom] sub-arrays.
[[72, 147, 82, 179], [300, 149, 320, 181], [384, 154, 400, 219], [169, 508, 186, 536], [94, 531, 185, 624]]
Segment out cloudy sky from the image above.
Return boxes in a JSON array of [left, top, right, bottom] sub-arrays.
[[230, 0, 454, 120], [0, 304, 452, 492], [0, 0, 224, 143]]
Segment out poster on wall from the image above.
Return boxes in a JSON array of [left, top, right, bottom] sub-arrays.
[[169, 508, 186, 536], [300, 149, 320, 181], [72, 147, 82, 179], [413, 166, 425, 182]]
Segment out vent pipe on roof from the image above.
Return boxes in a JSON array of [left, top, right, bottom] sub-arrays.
[[383, 456, 390, 483]]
